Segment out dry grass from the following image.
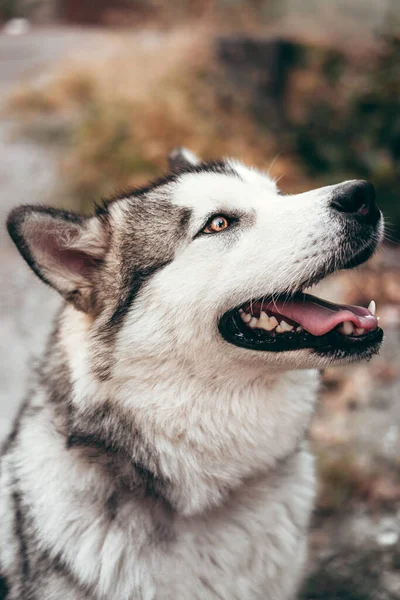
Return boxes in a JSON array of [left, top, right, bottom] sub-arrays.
[[6, 27, 299, 212], [9, 71, 97, 114], [10, 87, 59, 114]]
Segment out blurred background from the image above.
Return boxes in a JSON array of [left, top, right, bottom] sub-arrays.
[[1, 1, 400, 598]]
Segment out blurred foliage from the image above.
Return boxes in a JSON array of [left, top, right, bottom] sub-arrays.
[[7, 47, 276, 212], [286, 36, 400, 237], [215, 33, 400, 236], [0, 0, 17, 19], [315, 448, 378, 514], [65, 100, 159, 207], [0, 0, 42, 20], [55, 0, 282, 28], [7, 30, 400, 236]]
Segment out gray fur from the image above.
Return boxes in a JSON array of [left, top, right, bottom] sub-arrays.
[[168, 147, 200, 172], [0, 158, 382, 599]]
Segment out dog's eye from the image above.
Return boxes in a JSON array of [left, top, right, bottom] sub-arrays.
[[203, 216, 230, 234]]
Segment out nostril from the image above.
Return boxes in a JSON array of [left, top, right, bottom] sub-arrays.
[[357, 203, 371, 217], [330, 180, 379, 223]]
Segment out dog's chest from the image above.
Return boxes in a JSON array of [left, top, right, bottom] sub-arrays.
[[127, 449, 314, 600]]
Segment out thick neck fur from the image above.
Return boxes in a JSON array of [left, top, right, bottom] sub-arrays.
[[47, 305, 319, 517]]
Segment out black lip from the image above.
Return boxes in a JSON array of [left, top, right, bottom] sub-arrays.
[[218, 310, 383, 359]]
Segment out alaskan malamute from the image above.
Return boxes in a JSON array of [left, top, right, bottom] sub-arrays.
[[0, 149, 383, 599]]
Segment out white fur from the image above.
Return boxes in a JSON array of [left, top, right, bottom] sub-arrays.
[[1, 161, 382, 599]]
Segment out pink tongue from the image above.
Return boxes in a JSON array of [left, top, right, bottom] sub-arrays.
[[262, 294, 378, 336]]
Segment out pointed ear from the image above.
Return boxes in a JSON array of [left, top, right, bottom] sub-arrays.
[[7, 205, 109, 312], [168, 147, 200, 172]]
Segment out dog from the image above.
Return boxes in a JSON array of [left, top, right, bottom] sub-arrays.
[[0, 148, 383, 600]]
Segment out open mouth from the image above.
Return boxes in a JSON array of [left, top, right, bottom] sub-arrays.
[[219, 293, 383, 359]]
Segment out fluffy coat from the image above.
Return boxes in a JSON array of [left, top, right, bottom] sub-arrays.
[[0, 151, 382, 599]]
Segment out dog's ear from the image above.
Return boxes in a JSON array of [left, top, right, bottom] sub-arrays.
[[7, 205, 109, 312], [168, 147, 200, 172]]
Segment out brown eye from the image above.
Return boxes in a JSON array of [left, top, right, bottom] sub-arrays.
[[203, 216, 230, 234]]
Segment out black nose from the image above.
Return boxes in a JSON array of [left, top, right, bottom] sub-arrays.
[[331, 180, 380, 225]]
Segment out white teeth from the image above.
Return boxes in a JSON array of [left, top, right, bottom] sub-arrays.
[[258, 311, 270, 327], [267, 316, 279, 330], [240, 312, 292, 334], [241, 312, 252, 324], [276, 320, 293, 334], [340, 321, 354, 336], [256, 314, 278, 331], [264, 317, 277, 331], [368, 300, 376, 316], [355, 328, 365, 336], [279, 320, 293, 332]]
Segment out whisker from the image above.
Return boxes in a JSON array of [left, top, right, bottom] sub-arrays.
[[266, 153, 282, 177]]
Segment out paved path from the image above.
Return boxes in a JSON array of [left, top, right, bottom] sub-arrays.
[[0, 28, 104, 439], [0, 27, 106, 92]]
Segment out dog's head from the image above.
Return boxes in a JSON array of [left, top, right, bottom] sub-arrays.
[[7, 149, 383, 375]]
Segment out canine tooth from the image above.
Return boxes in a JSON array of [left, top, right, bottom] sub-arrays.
[[280, 320, 293, 332], [341, 322, 354, 335], [242, 312, 252, 323], [368, 300, 376, 316], [249, 317, 259, 328], [355, 328, 365, 336]]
